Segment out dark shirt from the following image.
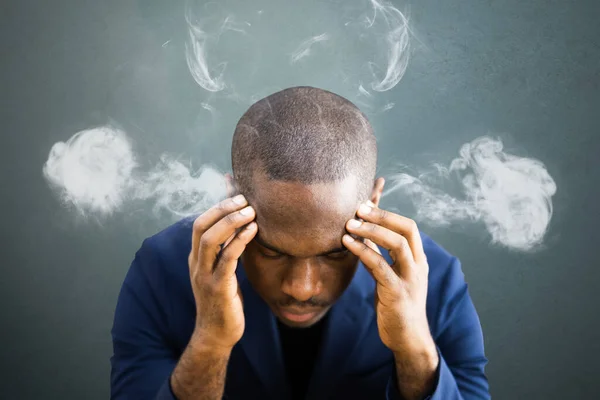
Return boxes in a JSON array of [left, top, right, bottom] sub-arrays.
[[277, 316, 328, 400]]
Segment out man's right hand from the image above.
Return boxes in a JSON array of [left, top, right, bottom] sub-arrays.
[[188, 194, 257, 353]]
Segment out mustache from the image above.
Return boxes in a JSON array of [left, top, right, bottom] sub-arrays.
[[277, 297, 331, 308]]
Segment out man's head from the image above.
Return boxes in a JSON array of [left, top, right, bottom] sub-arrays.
[[229, 86, 384, 327]]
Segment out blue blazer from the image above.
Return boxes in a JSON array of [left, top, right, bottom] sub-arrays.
[[110, 218, 490, 399]]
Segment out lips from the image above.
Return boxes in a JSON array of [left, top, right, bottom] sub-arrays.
[[278, 307, 321, 322]]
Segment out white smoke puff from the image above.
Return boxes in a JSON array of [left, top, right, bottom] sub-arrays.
[[185, 4, 251, 93], [387, 173, 481, 224], [42, 126, 137, 216], [185, 18, 227, 92], [363, 0, 410, 92], [358, 84, 372, 98], [290, 33, 330, 64], [183, 0, 410, 109], [200, 102, 217, 115], [383, 136, 557, 251], [43, 126, 230, 220], [136, 155, 228, 218]]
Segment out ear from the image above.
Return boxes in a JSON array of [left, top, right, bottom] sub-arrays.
[[369, 177, 385, 207], [224, 172, 237, 198]]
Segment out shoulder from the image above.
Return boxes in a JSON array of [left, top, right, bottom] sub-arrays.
[[419, 231, 472, 332], [142, 216, 196, 262], [125, 216, 197, 293], [420, 231, 457, 270], [420, 230, 465, 292]]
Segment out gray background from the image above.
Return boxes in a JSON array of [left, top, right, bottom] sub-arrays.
[[2, 0, 599, 398]]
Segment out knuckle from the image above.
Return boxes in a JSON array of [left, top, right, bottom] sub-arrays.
[[190, 270, 207, 290], [190, 267, 203, 281], [399, 234, 409, 245], [216, 199, 229, 213], [223, 212, 237, 226], [367, 222, 378, 233], [397, 279, 409, 294], [379, 208, 389, 221], [376, 257, 389, 272], [203, 280, 218, 296], [398, 236, 410, 251], [199, 234, 213, 252], [407, 218, 418, 232], [193, 217, 206, 232], [380, 270, 395, 286], [218, 248, 235, 264], [358, 241, 371, 255]]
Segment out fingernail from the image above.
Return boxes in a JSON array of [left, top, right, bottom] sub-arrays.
[[348, 219, 362, 228], [232, 194, 246, 205], [358, 203, 372, 215], [366, 200, 376, 208], [239, 206, 253, 215], [343, 234, 355, 242]]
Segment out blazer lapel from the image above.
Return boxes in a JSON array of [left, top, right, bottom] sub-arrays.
[[305, 264, 376, 400], [236, 262, 291, 400]]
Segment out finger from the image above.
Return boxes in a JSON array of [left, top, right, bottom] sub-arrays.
[[214, 222, 258, 281], [220, 225, 245, 255], [222, 229, 239, 249], [364, 238, 382, 256], [342, 234, 398, 289], [191, 195, 248, 262], [356, 202, 426, 264], [199, 205, 256, 273], [346, 219, 414, 278]]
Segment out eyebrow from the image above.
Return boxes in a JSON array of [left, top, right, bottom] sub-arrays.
[[254, 233, 349, 257]]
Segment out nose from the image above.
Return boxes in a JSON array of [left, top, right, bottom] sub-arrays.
[[280, 260, 323, 302]]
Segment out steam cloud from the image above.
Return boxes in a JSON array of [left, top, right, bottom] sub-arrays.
[[382, 136, 557, 251], [43, 127, 556, 251], [184, 0, 410, 109], [43, 126, 227, 219], [290, 33, 330, 64], [43, 127, 137, 216], [364, 0, 410, 92], [185, 7, 251, 93], [42, 0, 558, 252]]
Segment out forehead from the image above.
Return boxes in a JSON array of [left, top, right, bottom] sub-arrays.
[[250, 175, 362, 255]]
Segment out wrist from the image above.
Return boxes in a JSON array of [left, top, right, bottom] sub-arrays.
[[190, 331, 235, 357], [394, 341, 438, 371], [393, 345, 439, 400]]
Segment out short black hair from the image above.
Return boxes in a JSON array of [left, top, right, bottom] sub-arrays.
[[231, 86, 378, 203]]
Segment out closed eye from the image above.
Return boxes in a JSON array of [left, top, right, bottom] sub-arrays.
[[324, 250, 350, 260], [254, 237, 350, 261], [259, 250, 285, 260], [258, 248, 350, 260]]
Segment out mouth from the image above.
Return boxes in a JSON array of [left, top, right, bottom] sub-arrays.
[[277, 306, 322, 323]]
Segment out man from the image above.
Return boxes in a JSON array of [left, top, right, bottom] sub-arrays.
[[110, 86, 490, 399]]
